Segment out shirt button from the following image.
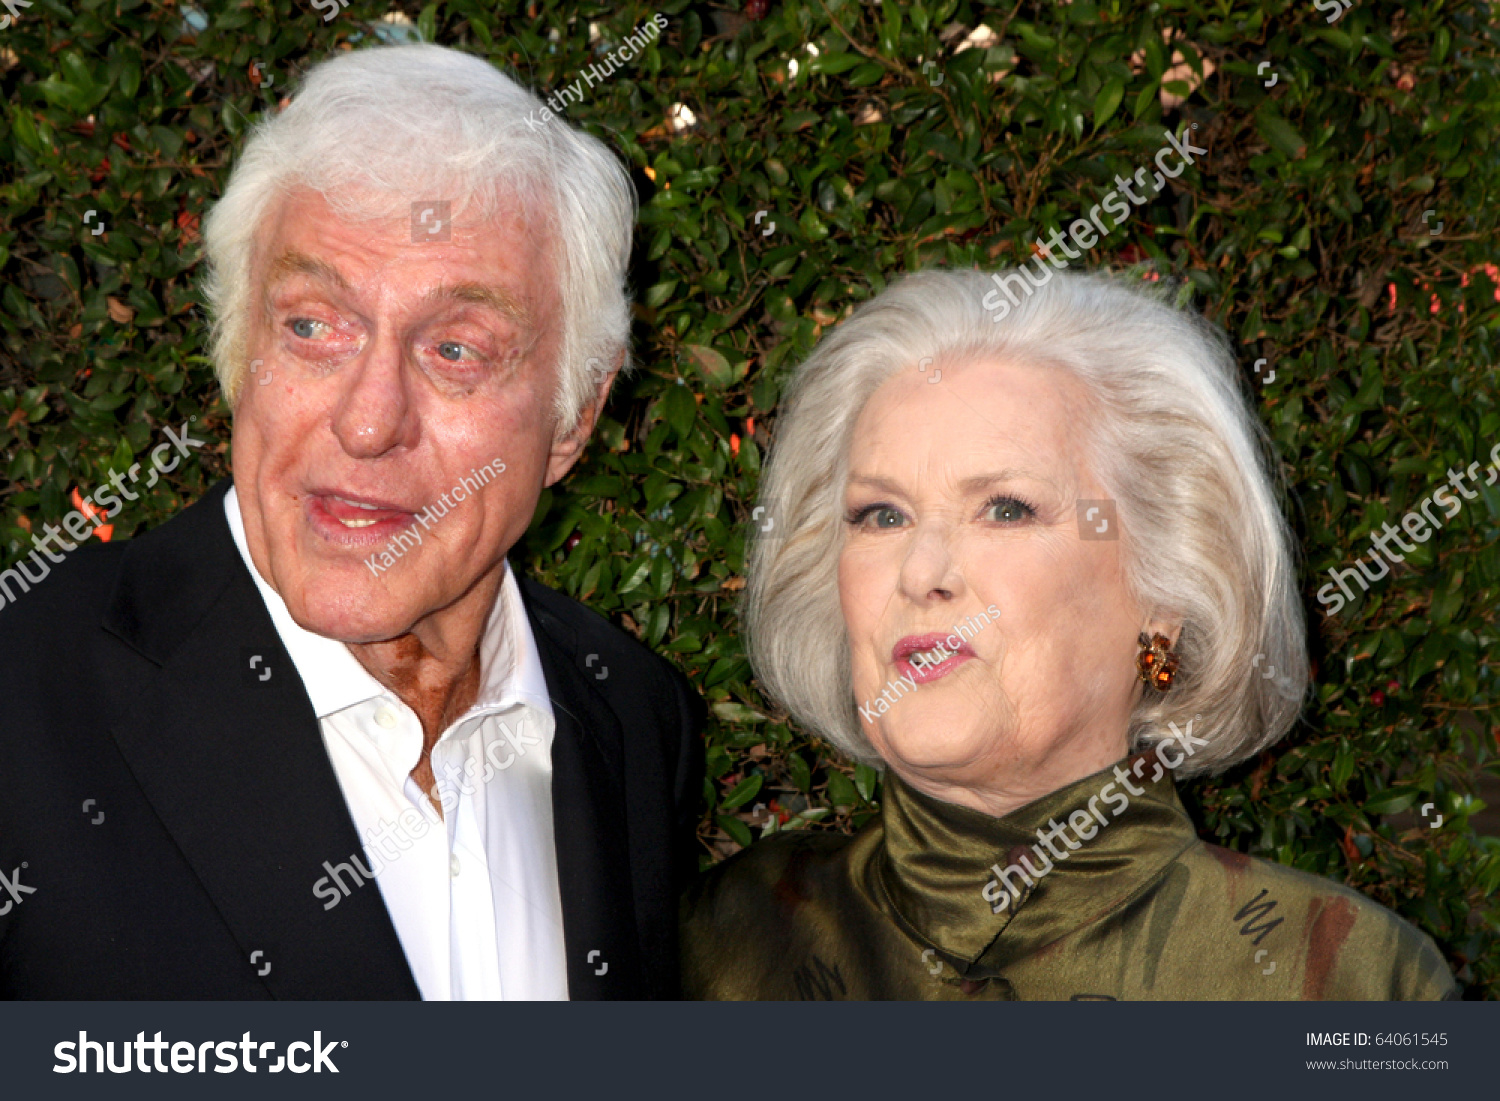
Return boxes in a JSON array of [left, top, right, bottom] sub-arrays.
[[450, 854, 461, 878], [374, 707, 397, 729]]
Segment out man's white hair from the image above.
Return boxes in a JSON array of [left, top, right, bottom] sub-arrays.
[[745, 268, 1308, 779], [201, 44, 635, 433]]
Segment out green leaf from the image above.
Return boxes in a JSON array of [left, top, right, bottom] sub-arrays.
[[660, 382, 697, 439], [826, 770, 857, 807], [1363, 788, 1418, 817], [1256, 110, 1307, 159], [716, 815, 752, 848], [680, 344, 733, 388], [417, 3, 438, 42], [787, 752, 811, 793], [1093, 77, 1124, 131], [721, 772, 763, 811], [711, 701, 767, 723]]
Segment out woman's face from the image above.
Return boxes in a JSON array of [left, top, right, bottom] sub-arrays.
[[838, 356, 1156, 816]]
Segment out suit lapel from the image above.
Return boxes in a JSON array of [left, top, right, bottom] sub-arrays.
[[521, 579, 644, 999], [101, 480, 420, 999]]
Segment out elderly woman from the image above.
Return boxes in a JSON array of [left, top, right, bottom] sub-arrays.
[[682, 269, 1456, 1000]]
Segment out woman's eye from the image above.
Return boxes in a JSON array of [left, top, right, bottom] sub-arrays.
[[984, 496, 1034, 523], [437, 341, 469, 362], [849, 504, 906, 529], [289, 318, 327, 339]]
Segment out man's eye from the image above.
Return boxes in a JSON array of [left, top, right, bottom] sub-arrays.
[[437, 341, 470, 362], [289, 318, 327, 339]]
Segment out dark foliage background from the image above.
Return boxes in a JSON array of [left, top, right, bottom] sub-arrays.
[[2, 0, 1497, 994]]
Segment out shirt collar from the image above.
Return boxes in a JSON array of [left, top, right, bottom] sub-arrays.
[[223, 484, 546, 722], [867, 754, 1198, 975]]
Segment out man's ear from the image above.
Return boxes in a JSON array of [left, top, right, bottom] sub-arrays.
[[544, 350, 623, 486]]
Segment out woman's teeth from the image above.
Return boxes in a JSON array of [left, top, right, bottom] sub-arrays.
[[339, 517, 379, 528], [915, 644, 955, 666]]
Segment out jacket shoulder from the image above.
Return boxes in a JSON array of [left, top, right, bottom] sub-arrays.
[[681, 830, 857, 994], [0, 541, 127, 644], [1178, 842, 1457, 999]]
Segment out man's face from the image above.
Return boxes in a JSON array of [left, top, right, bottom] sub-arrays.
[[232, 186, 589, 644]]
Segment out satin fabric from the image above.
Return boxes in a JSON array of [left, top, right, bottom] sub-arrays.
[[682, 754, 1457, 1000]]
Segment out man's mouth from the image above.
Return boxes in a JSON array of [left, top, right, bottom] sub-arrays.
[[892, 633, 976, 684], [306, 492, 418, 542]]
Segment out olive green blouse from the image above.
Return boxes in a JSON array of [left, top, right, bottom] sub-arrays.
[[681, 755, 1457, 1000]]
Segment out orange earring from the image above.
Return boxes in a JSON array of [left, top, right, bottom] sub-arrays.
[[1136, 632, 1179, 692]]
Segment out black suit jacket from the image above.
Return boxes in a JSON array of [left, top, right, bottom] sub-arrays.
[[0, 479, 704, 999]]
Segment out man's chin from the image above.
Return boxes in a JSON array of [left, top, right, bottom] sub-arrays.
[[278, 581, 427, 644]]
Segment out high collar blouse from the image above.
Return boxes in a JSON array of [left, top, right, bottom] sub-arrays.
[[681, 754, 1456, 1000]]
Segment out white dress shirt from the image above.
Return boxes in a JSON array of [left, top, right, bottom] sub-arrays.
[[224, 486, 569, 1000]]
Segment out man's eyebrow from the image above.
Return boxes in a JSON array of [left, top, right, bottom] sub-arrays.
[[262, 258, 531, 328], [265, 250, 350, 291], [423, 282, 531, 328]]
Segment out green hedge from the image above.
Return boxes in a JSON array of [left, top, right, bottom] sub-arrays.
[[2, 0, 1498, 995]]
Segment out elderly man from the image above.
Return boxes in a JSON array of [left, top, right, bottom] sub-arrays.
[[0, 45, 704, 999]]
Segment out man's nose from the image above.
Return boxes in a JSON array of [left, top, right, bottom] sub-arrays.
[[329, 335, 418, 459]]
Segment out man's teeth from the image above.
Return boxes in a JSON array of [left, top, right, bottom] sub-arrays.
[[339, 517, 379, 528]]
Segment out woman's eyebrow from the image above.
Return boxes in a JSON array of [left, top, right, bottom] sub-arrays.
[[845, 474, 906, 496], [846, 470, 1043, 496], [956, 470, 1041, 493]]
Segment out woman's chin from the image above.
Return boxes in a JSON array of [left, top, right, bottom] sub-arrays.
[[870, 723, 1000, 776]]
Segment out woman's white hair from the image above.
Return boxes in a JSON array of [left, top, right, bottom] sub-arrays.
[[745, 268, 1308, 779], [201, 44, 635, 433]]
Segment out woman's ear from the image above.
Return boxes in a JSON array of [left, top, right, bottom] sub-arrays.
[[1141, 619, 1184, 650]]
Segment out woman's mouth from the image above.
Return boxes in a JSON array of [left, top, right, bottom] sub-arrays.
[[892, 633, 976, 684]]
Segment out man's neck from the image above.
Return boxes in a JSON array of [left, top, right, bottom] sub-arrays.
[[345, 570, 504, 815]]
